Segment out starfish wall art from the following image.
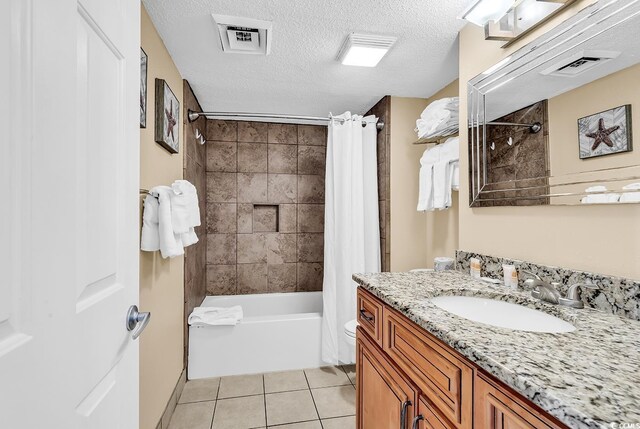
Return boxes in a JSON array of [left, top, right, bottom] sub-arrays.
[[154, 78, 180, 154], [578, 104, 632, 159]]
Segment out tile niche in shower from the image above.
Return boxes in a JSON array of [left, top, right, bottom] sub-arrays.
[[205, 120, 327, 296]]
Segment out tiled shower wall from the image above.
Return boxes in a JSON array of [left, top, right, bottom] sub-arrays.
[[182, 81, 207, 363], [366, 96, 391, 272], [205, 120, 328, 295]]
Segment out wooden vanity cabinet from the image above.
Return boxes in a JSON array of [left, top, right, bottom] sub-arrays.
[[356, 288, 568, 429], [357, 329, 418, 429], [474, 373, 564, 429]]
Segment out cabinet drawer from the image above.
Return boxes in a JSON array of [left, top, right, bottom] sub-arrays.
[[475, 373, 567, 429], [383, 309, 473, 429], [357, 288, 384, 346], [416, 397, 455, 429]]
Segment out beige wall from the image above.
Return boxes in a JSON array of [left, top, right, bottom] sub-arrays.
[[388, 81, 459, 271], [389, 97, 430, 271], [548, 63, 640, 177], [458, 2, 640, 280], [140, 7, 185, 429]]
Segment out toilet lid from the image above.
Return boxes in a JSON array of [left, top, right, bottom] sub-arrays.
[[344, 319, 358, 337]]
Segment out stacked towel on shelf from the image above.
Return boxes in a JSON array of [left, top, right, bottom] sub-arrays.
[[188, 306, 244, 326], [580, 185, 620, 204], [619, 182, 640, 203], [140, 180, 201, 258], [417, 137, 460, 212], [415, 97, 459, 139]]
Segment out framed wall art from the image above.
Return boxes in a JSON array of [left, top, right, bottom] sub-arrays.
[[154, 78, 180, 154], [578, 104, 632, 159]]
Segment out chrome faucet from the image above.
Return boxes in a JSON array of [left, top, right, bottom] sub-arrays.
[[522, 271, 561, 304], [558, 283, 597, 309], [522, 271, 597, 309]]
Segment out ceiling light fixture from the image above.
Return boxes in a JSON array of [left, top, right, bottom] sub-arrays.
[[337, 33, 397, 67], [459, 0, 514, 26]]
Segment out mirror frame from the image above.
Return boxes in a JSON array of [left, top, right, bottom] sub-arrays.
[[468, 0, 640, 207]]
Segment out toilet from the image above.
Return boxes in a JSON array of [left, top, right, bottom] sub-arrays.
[[344, 319, 358, 347]]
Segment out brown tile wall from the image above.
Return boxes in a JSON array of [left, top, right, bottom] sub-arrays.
[[472, 100, 550, 207], [366, 97, 392, 272], [182, 81, 207, 365], [205, 120, 327, 295]]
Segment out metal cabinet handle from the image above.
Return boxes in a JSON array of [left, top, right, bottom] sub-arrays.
[[411, 414, 424, 429], [359, 309, 375, 322], [400, 400, 412, 429], [126, 305, 151, 340]]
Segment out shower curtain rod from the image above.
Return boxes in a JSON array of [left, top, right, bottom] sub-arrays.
[[187, 110, 385, 130]]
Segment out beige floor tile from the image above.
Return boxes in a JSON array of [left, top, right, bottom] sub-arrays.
[[218, 374, 264, 399], [168, 401, 215, 429], [341, 365, 356, 385], [304, 367, 350, 389], [179, 377, 220, 403], [322, 416, 356, 429], [311, 386, 356, 419], [265, 390, 319, 426], [264, 370, 309, 393], [267, 421, 322, 429], [212, 395, 266, 429]]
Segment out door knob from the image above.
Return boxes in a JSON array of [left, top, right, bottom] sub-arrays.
[[126, 305, 151, 340]]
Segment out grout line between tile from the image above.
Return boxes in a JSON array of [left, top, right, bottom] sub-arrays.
[[303, 370, 323, 425], [263, 374, 268, 428]]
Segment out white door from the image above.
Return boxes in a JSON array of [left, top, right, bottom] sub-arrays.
[[0, 0, 141, 428]]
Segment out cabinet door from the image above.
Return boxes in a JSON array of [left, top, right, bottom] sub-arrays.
[[383, 308, 473, 429], [357, 329, 418, 429], [475, 374, 567, 429]]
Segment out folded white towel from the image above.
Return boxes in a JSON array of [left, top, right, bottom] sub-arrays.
[[416, 97, 459, 139], [620, 192, 640, 203], [155, 186, 185, 258], [141, 194, 160, 251], [622, 182, 640, 190], [581, 193, 621, 204], [417, 137, 460, 211], [450, 161, 460, 191], [171, 180, 201, 234], [188, 306, 244, 326]]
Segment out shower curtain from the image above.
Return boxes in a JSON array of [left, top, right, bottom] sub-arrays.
[[322, 112, 381, 365]]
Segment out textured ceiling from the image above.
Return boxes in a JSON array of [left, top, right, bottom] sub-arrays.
[[143, 0, 467, 118]]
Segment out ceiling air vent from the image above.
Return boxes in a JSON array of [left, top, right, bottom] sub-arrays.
[[212, 14, 272, 55], [540, 50, 620, 77]]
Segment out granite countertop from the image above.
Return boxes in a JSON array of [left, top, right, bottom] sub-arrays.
[[353, 271, 640, 429]]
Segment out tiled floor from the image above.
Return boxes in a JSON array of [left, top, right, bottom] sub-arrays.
[[169, 365, 356, 429]]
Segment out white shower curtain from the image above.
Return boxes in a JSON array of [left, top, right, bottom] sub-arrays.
[[322, 112, 381, 365]]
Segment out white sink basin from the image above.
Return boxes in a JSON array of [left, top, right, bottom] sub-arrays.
[[430, 296, 575, 333]]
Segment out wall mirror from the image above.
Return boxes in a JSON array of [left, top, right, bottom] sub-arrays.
[[468, 0, 640, 207]]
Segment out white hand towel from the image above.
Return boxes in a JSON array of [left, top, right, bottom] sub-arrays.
[[433, 160, 451, 209], [188, 306, 244, 326], [141, 195, 160, 251], [155, 186, 185, 259], [450, 161, 460, 191], [171, 180, 201, 234], [417, 163, 434, 211]]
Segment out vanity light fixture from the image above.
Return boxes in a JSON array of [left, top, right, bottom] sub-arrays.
[[459, 0, 514, 26], [337, 33, 397, 67]]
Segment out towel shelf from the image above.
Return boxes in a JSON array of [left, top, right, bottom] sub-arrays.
[[413, 133, 459, 145]]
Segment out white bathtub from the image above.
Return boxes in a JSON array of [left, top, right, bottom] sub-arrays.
[[188, 291, 324, 379]]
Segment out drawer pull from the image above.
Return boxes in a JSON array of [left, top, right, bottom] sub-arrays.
[[401, 400, 412, 429], [411, 414, 424, 429], [359, 309, 375, 322]]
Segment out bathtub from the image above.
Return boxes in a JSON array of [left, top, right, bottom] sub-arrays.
[[188, 291, 324, 379]]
